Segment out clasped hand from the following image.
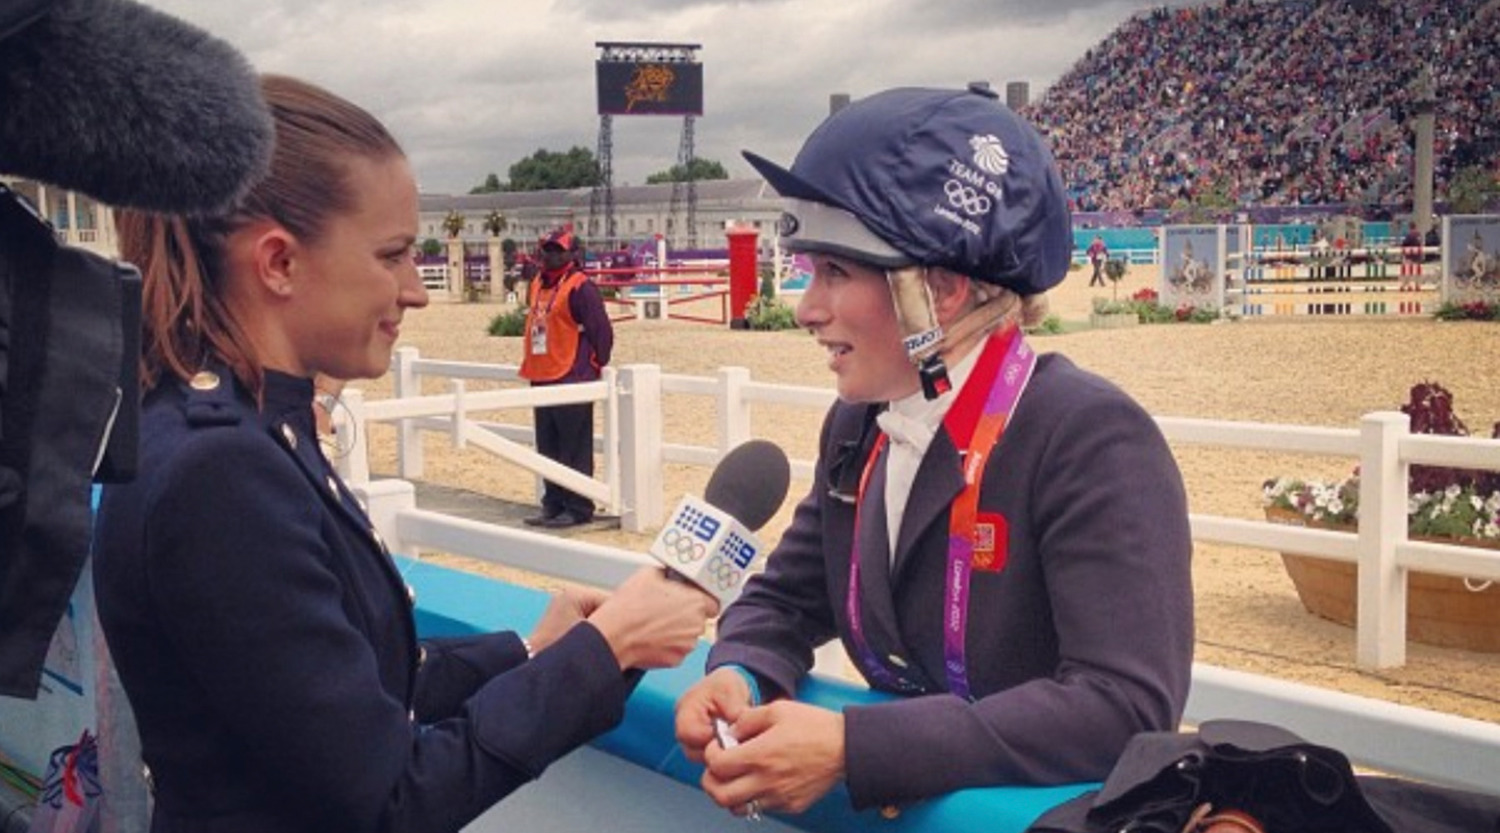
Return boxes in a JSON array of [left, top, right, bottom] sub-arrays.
[[529, 567, 718, 670], [675, 668, 846, 816]]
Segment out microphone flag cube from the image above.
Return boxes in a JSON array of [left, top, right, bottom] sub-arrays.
[[648, 495, 766, 607]]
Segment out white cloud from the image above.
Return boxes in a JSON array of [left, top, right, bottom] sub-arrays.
[[138, 0, 1163, 193]]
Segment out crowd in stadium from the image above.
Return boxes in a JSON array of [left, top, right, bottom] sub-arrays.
[[1024, 0, 1500, 214]]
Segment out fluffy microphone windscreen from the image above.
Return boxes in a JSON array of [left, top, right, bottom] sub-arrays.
[[703, 439, 791, 532], [0, 0, 273, 213]]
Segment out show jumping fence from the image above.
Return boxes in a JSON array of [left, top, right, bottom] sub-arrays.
[[1226, 244, 1441, 317], [1170, 215, 1500, 319], [331, 346, 1500, 796], [588, 261, 732, 325]]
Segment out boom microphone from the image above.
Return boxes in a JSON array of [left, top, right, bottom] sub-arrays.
[[648, 440, 791, 607], [0, 0, 273, 213]]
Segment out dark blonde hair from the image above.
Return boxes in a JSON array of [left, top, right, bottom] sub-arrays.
[[117, 74, 403, 394]]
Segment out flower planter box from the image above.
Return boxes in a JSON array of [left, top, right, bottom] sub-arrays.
[[1088, 311, 1138, 329], [1265, 507, 1500, 652]]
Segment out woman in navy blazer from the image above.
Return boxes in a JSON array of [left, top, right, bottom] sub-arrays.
[[93, 75, 715, 833], [675, 86, 1193, 818]]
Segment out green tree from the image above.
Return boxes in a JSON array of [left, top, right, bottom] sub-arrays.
[[419, 237, 443, 257], [646, 157, 729, 184], [469, 172, 504, 194], [506, 146, 601, 191], [1446, 165, 1500, 214]]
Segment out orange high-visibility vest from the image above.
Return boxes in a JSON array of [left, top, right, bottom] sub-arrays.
[[519, 270, 588, 383]]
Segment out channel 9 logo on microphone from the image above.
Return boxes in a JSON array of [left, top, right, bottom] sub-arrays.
[[655, 497, 721, 568], [648, 495, 767, 604], [709, 531, 761, 593]]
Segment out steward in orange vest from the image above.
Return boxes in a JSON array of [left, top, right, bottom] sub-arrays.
[[518, 229, 613, 528], [519, 232, 611, 385]]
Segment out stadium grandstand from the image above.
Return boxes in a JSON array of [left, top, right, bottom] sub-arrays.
[[7, 0, 1495, 254], [1022, 0, 1500, 217]]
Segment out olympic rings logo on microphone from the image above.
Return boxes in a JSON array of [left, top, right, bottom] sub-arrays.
[[705, 553, 742, 591], [662, 527, 707, 564]]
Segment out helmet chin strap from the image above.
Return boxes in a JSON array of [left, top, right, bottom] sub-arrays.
[[886, 268, 1020, 401], [885, 266, 951, 400]]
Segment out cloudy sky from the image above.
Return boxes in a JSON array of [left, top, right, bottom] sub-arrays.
[[140, 0, 1182, 195]]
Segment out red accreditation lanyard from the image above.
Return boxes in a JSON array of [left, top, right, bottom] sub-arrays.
[[844, 327, 1036, 699], [532, 272, 571, 316]]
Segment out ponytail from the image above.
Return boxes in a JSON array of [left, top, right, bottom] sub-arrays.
[[116, 210, 262, 394]]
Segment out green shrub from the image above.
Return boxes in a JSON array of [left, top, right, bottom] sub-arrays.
[[1095, 289, 1220, 324], [1026, 314, 1065, 336], [1091, 297, 1132, 315], [1178, 304, 1221, 324], [487, 308, 527, 336], [1138, 302, 1176, 324], [1434, 300, 1500, 321], [745, 295, 800, 330]]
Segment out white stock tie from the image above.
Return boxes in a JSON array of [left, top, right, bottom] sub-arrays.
[[876, 409, 939, 564], [870, 342, 986, 564]]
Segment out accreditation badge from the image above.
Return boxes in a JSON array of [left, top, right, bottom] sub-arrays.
[[972, 512, 1008, 573], [529, 320, 548, 355]]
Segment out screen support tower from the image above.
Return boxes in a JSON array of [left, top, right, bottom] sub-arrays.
[[590, 41, 703, 251], [589, 114, 615, 243], [669, 115, 697, 250]]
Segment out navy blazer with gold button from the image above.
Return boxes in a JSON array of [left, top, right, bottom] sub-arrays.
[[708, 352, 1194, 811], [94, 369, 633, 833]]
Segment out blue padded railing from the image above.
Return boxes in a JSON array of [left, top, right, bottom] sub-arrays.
[[404, 558, 1096, 833]]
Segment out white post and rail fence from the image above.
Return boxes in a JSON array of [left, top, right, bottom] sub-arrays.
[[342, 347, 1500, 672], [328, 346, 1500, 799]]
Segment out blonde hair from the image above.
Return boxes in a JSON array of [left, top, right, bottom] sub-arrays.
[[117, 74, 403, 395], [932, 269, 1050, 356], [969, 281, 1050, 329]]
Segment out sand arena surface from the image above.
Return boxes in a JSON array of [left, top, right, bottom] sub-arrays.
[[358, 265, 1500, 723]]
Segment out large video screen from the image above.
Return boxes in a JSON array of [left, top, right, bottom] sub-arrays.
[[596, 61, 704, 116]]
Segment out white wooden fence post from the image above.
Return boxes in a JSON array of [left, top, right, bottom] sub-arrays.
[[717, 366, 752, 453], [1357, 410, 1411, 669], [450, 379, 467, 450], [351, 479, 417, 557], [602, 366, 622, 518], [618, 364, 664, 533], [393, 346, 424, 479], [338, 388, 371, 486]]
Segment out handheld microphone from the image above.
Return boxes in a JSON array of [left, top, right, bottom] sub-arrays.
[[0, 0, 273, 213], [647, 439, 791, 608]]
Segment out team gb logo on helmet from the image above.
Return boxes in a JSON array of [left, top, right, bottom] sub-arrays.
[[969, 134, 1010, 176], [935, 133, 1008, 237]]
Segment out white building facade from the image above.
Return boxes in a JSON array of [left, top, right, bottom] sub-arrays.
[[2, 175, 788, 261], [418, 178, 784, 253], [1, 176, 118, 256]]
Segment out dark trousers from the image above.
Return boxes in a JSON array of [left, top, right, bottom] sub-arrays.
[[534, 401, 595, 519], [1089, 261, 1106, 286]]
